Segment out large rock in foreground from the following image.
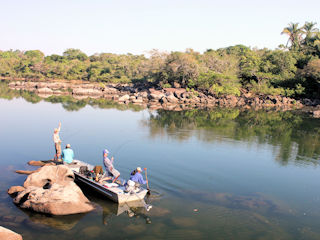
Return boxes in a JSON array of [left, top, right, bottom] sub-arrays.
[[12, 165, 94, 215], [0, 226, 22, 240]]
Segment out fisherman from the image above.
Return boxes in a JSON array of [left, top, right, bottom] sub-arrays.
[[61, 143, 74, 164], [99, 149, 120, 183], [53, 122, 62, 161], [130, 167, 148, 187]]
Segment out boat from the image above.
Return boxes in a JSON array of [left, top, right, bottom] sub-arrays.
[[67, 160, 149, 204]]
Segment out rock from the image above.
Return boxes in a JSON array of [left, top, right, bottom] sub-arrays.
[[12, 165, 94, 215], [0, 226, 22, 240], [138, 91, 148, 98], [129, 96, 136, 101], [159, 96, 168, 104], [303, 98, 313, 106], [174, 89, 186, 98], [166, 94, 179, 103], [118, 94, 130, 102], [72, 88, 103, 96], [36, 87, 53, 94], [27, 160, 48, 166], [132, 97, 143, 104], [312, 110, 320, 118], [15, 170, 38, 175], [8, 186, 25, 196], [149, 91, 165, 100], [103, 87, 119, 94], [46, 82, 67, 89]]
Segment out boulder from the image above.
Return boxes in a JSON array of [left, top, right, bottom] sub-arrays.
[[12, 165, 94, 215], [132, 97, 143, 104], [0, 226, 22, 240], [46, 82, 67, 89], [103, 87, 119, 94], [8, 186, 25, 196], [36, 87, 53, 94], [149, 91, 165, 100], [138, 91, 148, 98], [312, 110, 320, 118], [118, 94, 130, 102], [166, 94, 179, 103], [72, 88, 103, 96]]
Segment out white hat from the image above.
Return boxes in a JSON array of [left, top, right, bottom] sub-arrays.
[[103, 149, 109, 154], [66, 144, 71, 148], [137, 167, 142, 172]]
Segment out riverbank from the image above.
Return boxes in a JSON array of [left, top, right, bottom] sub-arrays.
[[3, 79, 320, 115]]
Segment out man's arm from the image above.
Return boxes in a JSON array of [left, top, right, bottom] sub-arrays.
[[138, 174, 147, 185], [57, 122, 61, 132]]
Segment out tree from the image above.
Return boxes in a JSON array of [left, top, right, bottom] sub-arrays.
[[63, 49, 88, 61], [281, 23, 304, 50], [303, 21, 319, 39]]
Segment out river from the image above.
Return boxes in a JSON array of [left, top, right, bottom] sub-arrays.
[[0, 82, 320, 239]]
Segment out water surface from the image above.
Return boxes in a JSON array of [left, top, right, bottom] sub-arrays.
[[0, 83, 320, 239]]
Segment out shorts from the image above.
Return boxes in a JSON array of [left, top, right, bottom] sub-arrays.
[[104, 167, 120, 178], [55, 143, 61, 156]]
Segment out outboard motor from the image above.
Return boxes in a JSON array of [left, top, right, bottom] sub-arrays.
[[125, 180, 136, 193]]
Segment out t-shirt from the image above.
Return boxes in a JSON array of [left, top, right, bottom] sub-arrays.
[[103, 156, 114, 170], [130, 172, 146, 185], [53, 127, 61, 143], [62, 148, 74, 164]]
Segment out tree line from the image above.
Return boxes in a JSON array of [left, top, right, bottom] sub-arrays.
[[0, 22, 319, 98]]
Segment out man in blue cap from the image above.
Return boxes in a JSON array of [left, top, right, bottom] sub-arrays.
[[99, 149, 120, 184]]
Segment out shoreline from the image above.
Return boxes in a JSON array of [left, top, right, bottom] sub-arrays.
[[3, 78, 320, 116]]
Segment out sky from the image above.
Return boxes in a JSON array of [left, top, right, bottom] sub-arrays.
[[1, 0, 320, 56]]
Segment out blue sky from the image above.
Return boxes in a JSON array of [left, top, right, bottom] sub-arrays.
[[1, 0, 319, 55]]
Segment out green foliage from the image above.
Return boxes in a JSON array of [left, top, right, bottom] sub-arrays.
[[196, 71, 241, 96], [0, 21, 320, 98]]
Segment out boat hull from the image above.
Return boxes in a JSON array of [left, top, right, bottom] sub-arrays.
[[71, 162, 148, 203]]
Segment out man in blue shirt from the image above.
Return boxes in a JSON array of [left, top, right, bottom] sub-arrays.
[[130, 167, 147, 185], [61, 144, 74, 164]]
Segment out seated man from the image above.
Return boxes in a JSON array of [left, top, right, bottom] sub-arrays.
[[61, 143, 74, 164], [130, 167, 147, 186], [99, 149, 120, 184]]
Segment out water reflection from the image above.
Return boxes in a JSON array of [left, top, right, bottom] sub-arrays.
[[145, 109, 320, 166], [1, 80, 319, 166], [80, 183, 153, 226], [0, 80, 144, 112], [18, 209, 86, 230]]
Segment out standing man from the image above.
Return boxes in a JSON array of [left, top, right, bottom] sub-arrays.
[[53, 122, 62, 161], [62, 143, 74, 164], [99, 149, 120, 184]]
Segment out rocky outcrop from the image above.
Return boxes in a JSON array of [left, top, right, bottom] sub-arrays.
[[7, 80, 320, 115], [0, 226, 22, 240], [10, 165, 94, 215]]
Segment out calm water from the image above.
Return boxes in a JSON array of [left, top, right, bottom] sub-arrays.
[[1, 82, 320, 239]]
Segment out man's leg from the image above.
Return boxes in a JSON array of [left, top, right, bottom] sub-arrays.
[[54, 144, 58, 161], [57, 143, 62, 161]]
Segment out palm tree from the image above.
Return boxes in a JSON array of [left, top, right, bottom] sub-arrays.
[[281, 22, 304, 50], [303, 22, 319, 39]]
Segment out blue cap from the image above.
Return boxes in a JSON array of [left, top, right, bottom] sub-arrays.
[[103, 149, 109, 154]]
